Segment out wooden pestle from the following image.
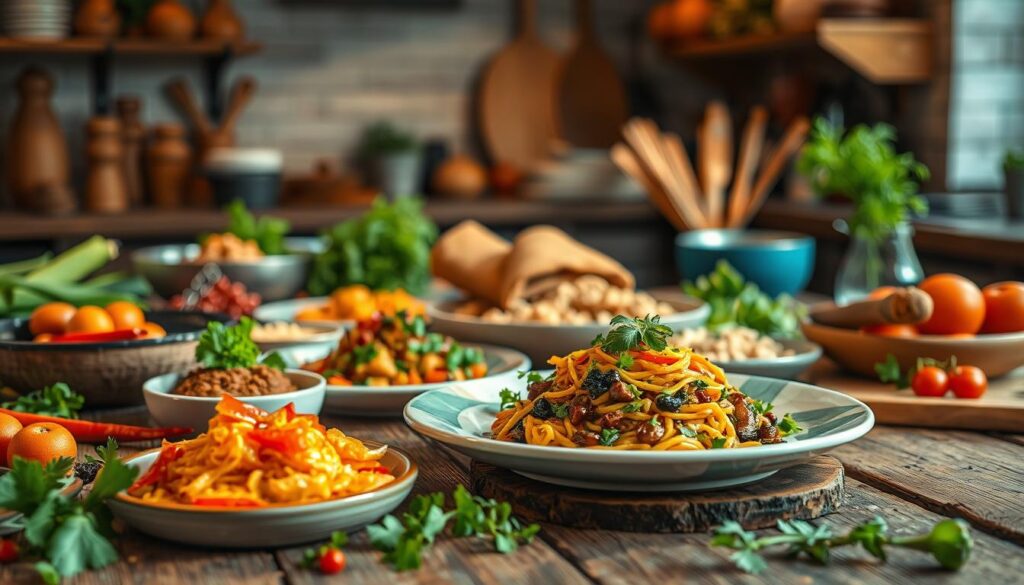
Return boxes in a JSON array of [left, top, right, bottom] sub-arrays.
[[811, 287, 934, 329]]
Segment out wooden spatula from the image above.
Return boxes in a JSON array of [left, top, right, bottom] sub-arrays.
[[555, 0, 629, 148], [698, 101, 732, 227], [478, 0, 561, 171]]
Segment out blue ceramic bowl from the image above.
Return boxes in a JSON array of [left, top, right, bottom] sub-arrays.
[[675, 229, 815, 296]]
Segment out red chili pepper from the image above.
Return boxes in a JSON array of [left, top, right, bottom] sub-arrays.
[[631, 351, 679, 365], [48, 328, 144, 343], [0, 408, 191, 444], [191, 497, 263, 508], [130, 443, 184, 491], [247, 428, 306, 456]]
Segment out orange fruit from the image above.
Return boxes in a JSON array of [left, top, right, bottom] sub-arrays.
[[141, 322, 167, 339], [666, 0, 713, 40], [65, 306, 115, 334], [917, 274, 986, 335], [980, 281, 1024, 334], [105, 301, 146, 330], [860, 324, 918, 338], [6, 422, 77, 468], [28, 302, 77, 336], [0, 413, 23, 465]]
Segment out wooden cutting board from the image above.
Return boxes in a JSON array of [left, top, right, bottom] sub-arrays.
[[555, 0, 629, 148], [470, 456, 844, 533], [478, 0, 561, 170], [805, 360, 1024, 433]]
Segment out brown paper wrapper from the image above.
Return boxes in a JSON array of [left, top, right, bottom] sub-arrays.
[[430, 220, 511, 306]]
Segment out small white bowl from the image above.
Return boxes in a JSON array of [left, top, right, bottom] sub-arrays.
[[143, 369, 326, 433]]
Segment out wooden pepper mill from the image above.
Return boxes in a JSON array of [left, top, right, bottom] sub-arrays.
[[116, 96, 146, 206], [74, 0, 122, 38], [5, 67, 75, 215], [84, 117, 130, 214], [201, 0, 245, 42], [146, 123, 192, 209]]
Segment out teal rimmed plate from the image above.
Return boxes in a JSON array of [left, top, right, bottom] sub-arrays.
[[404, 373, 873, 492]]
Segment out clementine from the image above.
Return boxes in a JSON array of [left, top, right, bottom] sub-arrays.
[[6, 422, 77, 468], [0, 413, 23, 465], [105, 301, 146, 330], [65, 306, 115, 334], [917, 274, 985, 335], [28, 302, 77, 336]]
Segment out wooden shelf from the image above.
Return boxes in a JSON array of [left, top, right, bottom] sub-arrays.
[[665, 18, 932, 84], [0, 37, 262, 57]]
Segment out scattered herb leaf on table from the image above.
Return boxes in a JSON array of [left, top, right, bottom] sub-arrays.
[[1, 382, 85, 419]]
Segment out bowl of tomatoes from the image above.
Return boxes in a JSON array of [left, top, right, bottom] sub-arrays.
[[0, 303, 230, 407], [803, 276, 1024, 379]]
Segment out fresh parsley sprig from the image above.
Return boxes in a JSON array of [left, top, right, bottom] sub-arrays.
[[367, 485, 539, 571], [711, 516, 972, 574], [498, 388, 520, 411], [195, 317, 286, 370], [592, 315, 673, 354], [1, 382, 84, 419]]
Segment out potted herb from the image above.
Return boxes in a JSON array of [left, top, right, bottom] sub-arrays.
[[1004, 148, 1024, 218], [359, 121, 422, 200], [797, 118, 930, 303]]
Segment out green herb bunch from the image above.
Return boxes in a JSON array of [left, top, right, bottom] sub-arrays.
[[217, 199, 291, 255], [1, 382, 85, 419], [0, 439, 139, 583], [712, 516, 972, 574], [367, 485, 539, 571], [307, 197, 438, 296], [683, 260, 805, 338], [591, 315, 673, 354], [195, 317, 286, 370], [798, 118, 929, 243]]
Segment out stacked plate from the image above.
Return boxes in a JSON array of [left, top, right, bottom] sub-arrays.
[[1, 0, 71, 39]]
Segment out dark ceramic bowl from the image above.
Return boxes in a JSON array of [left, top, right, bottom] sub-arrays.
[[0, 311, 229, 407]]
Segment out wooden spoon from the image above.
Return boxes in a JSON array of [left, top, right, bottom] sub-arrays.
[[726, 105, 768, 228], [738, 116, 810, 227], [698, 101, 732, 227], [165, 78, 211, 136], [219, 76, 256, 136], [611, 142, 688, 231]]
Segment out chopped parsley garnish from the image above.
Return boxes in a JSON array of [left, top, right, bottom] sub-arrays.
[[677, 423, 697, 438], [517, 370, 545, 384], [621, 400, 644, 413], [692, 379, 709, 390], [550, 402, 570, 419], [628, 384, 643, 399], [598, 428, 620, 446], [777, 413, 803, 435], [710, 437, 728, 449], [499, 388, 520, 410], [592, 315, 673, 354], [408, 332, 446, 355], [352, 342, 379, 366], [616, 353, 635, 369], [195, 317, 285, 370], [749, 398, 773, 417]]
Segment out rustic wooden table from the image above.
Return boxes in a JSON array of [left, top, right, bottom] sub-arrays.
[[2, 404, 1022, 585]]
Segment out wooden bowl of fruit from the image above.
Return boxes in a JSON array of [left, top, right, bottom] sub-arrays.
[[0, 302, 230, 407], [803, 276, 1024, 378]]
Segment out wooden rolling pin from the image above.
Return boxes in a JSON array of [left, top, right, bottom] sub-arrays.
[[811, 287, 934, 329]]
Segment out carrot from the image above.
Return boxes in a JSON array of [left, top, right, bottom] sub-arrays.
[[469, 362, 488, 379], [0, 408, 191, 444], [423, 369, 449, 384]]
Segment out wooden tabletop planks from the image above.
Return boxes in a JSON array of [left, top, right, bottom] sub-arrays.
[[2, 407, 1023, 584]]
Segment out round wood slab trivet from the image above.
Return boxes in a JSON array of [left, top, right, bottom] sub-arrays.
[[469, 455, 844, 533]]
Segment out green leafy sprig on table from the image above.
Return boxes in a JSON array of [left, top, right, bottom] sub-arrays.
[[367, 485, 539, 571], [797, 118, 930, 243], [591, 315, 673, 354], [683, 260, 805, 338], [218, 199, 291, 255], [195, 317, 285, 370], [711, 516, 973, 574], [0, 439, 139, 583], [307, 197, 438, 296], [874, 353, 958, 389], [1, 382, 85, 419]]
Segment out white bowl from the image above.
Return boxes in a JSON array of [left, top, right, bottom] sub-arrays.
[[108, 442, 416, 548], [405, 372, 873, 492], [716, 338, 823, 380], [427, 294, 710, 366], [143, 369, 326, 432], [251, 321, 346, 353], [278, 343, 530, 417]]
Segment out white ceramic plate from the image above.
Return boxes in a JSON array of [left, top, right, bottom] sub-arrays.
[[428, 293, 710, 366], [109, 442, 416, 548], [279, 343, 531, 417], [143, 369, 326, 432], [405, 373, 873, 492]]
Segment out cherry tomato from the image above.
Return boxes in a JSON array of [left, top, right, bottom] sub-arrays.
[[0, 538, 18, 563], [948, 365, 988, 399], [911, 366, 949, 397], [318, 547, 346, 574]]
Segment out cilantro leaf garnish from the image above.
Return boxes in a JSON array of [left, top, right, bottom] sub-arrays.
[[598, 428, 620, 446], [498, 388, 520, 410], [777, 413, 803, 436], [710, 437, 728, 449], [550, 402, 570, 419], [595, 315, 673, 354]]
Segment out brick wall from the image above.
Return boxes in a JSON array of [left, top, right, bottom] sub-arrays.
[[948, 0, 1024, 189], [0, 0, 712, 179]]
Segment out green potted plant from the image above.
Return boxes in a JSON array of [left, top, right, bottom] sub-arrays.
[[1004, 148, 1024, 218], [797, 118, 930, 304], [359, 121, 421, 200]]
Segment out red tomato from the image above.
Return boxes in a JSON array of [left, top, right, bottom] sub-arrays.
[[917, 274, 985, 335], [911, 366, 949, 397], [319, 548, 346, 574], [948, 365, 988, 399], [980, 281, 1024, 334], [0, 538, 18, 563]]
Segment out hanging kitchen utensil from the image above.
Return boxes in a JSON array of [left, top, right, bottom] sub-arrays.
[[478, 0, 561, 172], [726, 105, 768, 228], [556, 0, 629, 148], [697, 101, 732, 227]]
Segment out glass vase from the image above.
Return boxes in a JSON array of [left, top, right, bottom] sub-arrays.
[[834, 221, 924, 305]]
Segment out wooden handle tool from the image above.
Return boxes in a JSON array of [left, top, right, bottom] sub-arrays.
[[165, 78, 211, 136], [811, 287, 934, 329], [610, 142, 689, 232], [726, 105, 768, 228], [738, 116, 810, 227], [698, 101, 732, 227], [220, 76, 257, 135]]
